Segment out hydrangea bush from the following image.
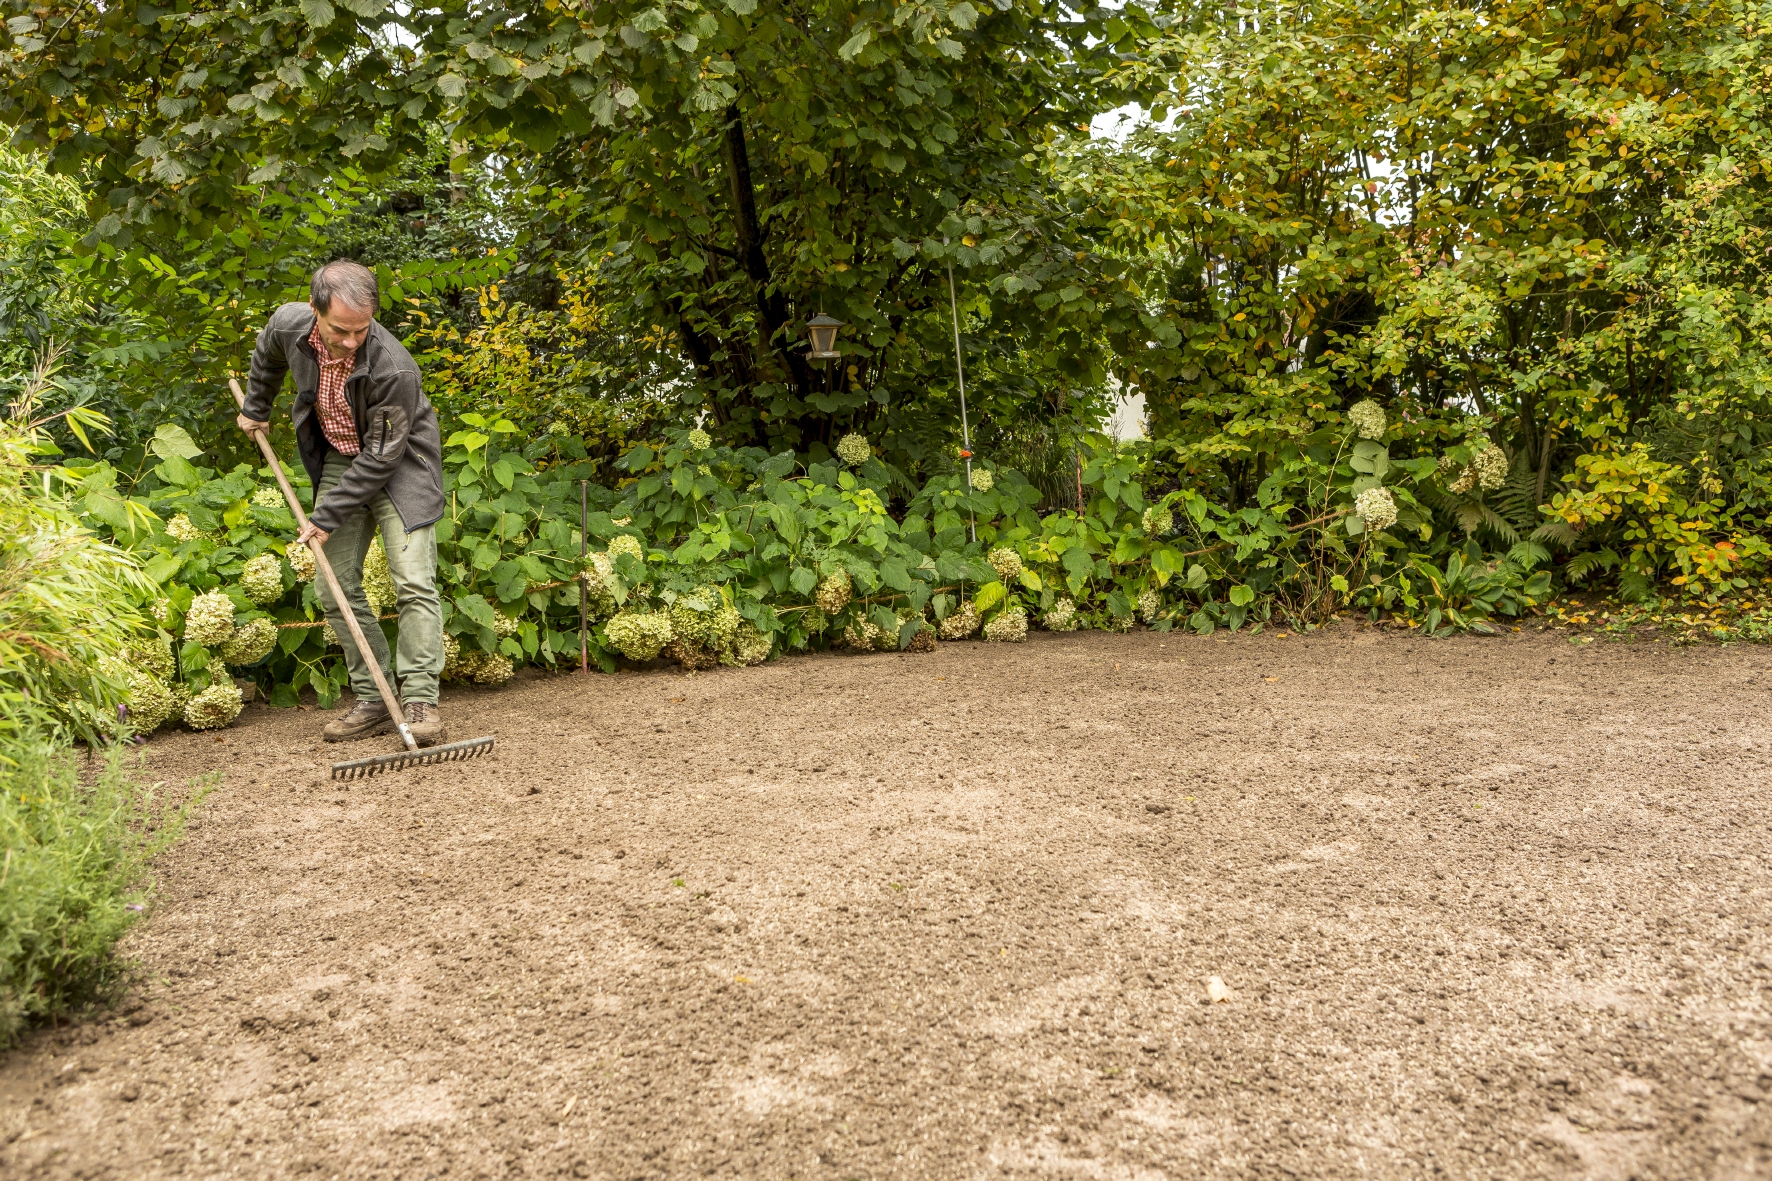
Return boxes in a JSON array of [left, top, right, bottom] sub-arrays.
[[69, 402, 1553, 733]]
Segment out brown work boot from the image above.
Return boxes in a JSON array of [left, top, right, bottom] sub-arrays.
[[323, 698, 392, 743], [404, 701, 448, 748]]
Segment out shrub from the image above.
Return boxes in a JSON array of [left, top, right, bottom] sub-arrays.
[[0, 741, 209, 1045]]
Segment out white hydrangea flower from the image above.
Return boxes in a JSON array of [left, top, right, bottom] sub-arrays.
[[969, 467, 994, 492], [128, 637, 175, 680], [1347, 399, 1387, 440], [1142, 505, 1174, 535], [605, 611, 673, 661], [726, 622, 774, 666], [814, 569, 852, 614], [184, 591, 236, 647], [687, 427, 712, 451], [1138, 588, 1161, 623], [219, 616, 277, 666], [251, 486, 285, 508], [240, 552, 285, 606], [982, 607, 1028, 643], [442, 631, 462, 676], [470, 652, 516, 685], [836, 433, 871, 467], [667, 587, 725, 648], [903, 615, 936, 653], [493, 610, 523, 639], [988, 546, 1023, 582], [363, 537, 398, 615], [581, 551, 618, 618], [124, 668, 176, 735], [1041, 598, 1078, 632], [166, 513, 205, 543], [607, 534, 645, 562], [151, 597, 175, 628], [844, 616, 891, 651], [287, 543, 316, 582], [321, 620, 341, 649], [1354, 486, 1399, 532], [1473, 438, 1507, 491], [939, 601, 981, 640], [549, 420, 571, 437], [183, 680, 244, 731]]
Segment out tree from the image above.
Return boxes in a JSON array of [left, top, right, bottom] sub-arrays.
[[2, 0, 1168, 461]]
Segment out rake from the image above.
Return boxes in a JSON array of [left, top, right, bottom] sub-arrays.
[[229, 378, 494, 780]]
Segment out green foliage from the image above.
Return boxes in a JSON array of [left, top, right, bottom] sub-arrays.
[[0, 351, 152, 751], [1065, 0, 1772, 606], [7, 0, 1772, 625], [0, 742, 208, 1046], [0, 0, 1164, 461]]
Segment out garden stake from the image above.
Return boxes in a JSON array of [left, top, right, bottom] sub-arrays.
[[579, 478, 589, 673], [227, 379, 494, 780], [945, 250, 976, 543]]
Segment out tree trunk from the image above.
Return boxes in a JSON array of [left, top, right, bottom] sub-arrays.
[[720, 106, 809, 405]]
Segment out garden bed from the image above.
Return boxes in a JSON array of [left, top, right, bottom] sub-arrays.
[[1, 628, 1767, 1178]]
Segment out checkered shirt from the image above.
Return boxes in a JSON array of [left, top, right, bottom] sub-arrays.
[[308, 322, 360, 456]]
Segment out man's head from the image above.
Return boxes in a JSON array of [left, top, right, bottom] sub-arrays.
[[309, 259, 378, 356]]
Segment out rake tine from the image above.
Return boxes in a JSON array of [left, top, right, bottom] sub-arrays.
[[330, 735, 495, 781]]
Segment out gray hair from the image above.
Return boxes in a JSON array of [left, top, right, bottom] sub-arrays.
[[310, 259, 379, 316]]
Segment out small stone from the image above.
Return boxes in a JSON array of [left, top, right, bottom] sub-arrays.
[[119, 1083, 140, 1102]]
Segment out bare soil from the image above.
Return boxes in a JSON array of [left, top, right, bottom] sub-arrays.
[[3, 628, 1771, 1180]]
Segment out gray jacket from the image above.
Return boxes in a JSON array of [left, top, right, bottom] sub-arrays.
[[243, 302, 445, 535]]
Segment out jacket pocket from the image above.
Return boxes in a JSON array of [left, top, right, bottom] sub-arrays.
[[377, 411, 390, 457]]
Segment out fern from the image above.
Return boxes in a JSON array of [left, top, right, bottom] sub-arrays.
[[1507, 539, 1552, 569], [1531, 519, 1582, 548], [1476, 503, 1520, 546], [1486, 449, 1543, 534], [1563, 548, 1620, 584]]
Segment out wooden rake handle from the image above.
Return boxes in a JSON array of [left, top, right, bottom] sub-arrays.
[[228, 378, 417, 752]]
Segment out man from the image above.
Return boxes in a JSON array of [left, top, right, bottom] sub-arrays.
[[238, 258, 449, 746]]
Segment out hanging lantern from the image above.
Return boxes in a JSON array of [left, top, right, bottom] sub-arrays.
[[806, 313, 844, 360]]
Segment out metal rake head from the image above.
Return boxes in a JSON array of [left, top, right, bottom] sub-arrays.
[[331, 734, 495, 780]]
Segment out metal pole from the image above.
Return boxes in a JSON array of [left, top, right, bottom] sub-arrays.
[[579, 479, 589, 673], [946, 254, 976, 544]]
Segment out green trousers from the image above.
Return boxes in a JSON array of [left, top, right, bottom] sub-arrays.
[[314, 452, 443, 705]]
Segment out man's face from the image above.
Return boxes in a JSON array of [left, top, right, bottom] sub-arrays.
[[311, 300, 374, 357]]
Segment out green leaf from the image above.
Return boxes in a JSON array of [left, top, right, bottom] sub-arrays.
[[897, 618, 924, 650], [839, 24, 873, 59], [1350, 440, 1389, 476], [142, 552, 183, 584], [150, 423, 204, 461], [879, 558, 912, 592], [300, 0, 334, 25], [789, 566, 818, 595], [457, 593, 497, 630], [155, 453, 201, 489], [972, 581, 1006, 613], [1228, 584, 1254, 607]]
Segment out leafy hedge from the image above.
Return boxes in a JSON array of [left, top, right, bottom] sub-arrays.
[[66, 399, 1554, 731]]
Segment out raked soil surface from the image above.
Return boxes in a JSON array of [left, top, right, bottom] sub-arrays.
[[3, 627, 1771, 1181]]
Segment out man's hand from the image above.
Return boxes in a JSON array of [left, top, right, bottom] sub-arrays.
[[237, 413, 270, 437], [296, 521, 331, 547]]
